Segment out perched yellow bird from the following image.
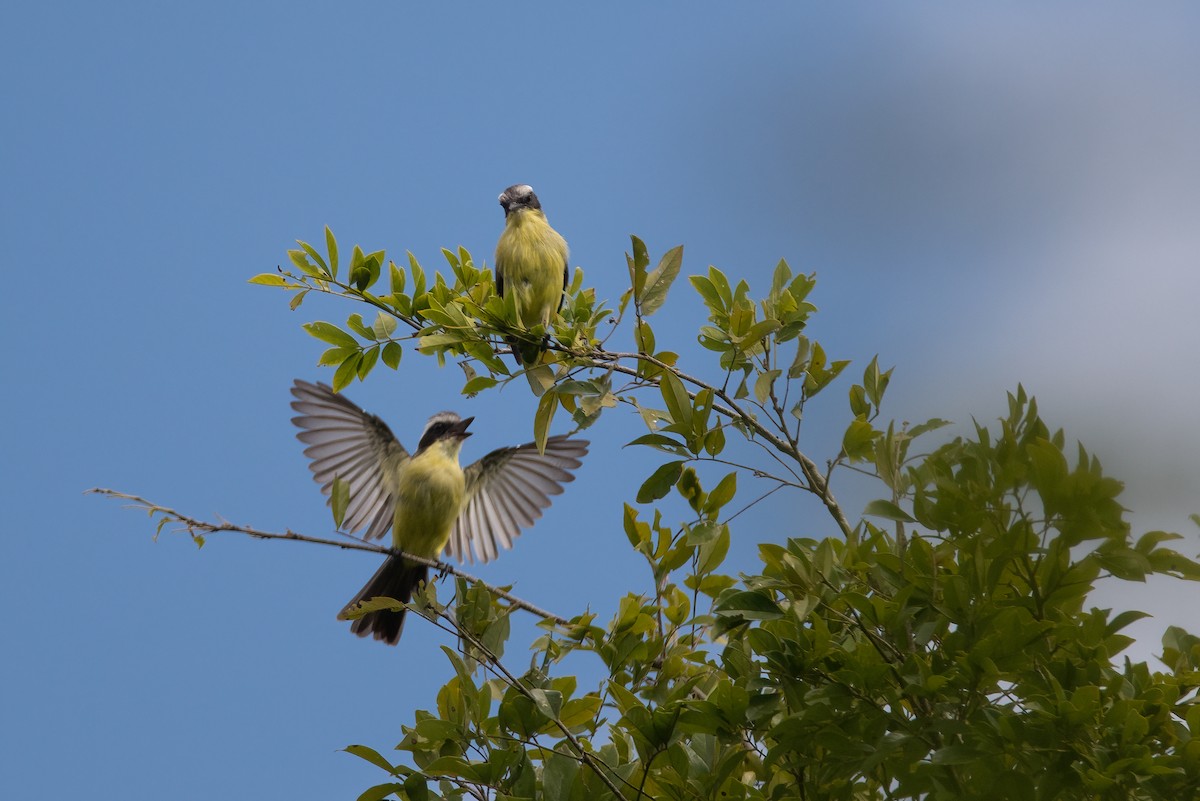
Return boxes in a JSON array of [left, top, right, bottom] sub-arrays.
[[290, 380, 588, 644], [495, 184, 570, 364]]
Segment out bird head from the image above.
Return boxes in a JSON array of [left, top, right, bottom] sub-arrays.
[[416, 411, 474, 454], [498, 184, 542, 217]]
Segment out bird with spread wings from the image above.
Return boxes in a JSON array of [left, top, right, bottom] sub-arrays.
[[290, 379, 588, 644]]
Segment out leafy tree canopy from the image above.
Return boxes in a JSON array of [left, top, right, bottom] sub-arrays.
[[237, 230, 1200, 800]]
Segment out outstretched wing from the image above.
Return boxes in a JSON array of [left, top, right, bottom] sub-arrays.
[[289, 379, 408, 541], [447, 435, 589, 563]]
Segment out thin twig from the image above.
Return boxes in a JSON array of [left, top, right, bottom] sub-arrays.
[[576, 348, 855, 540], [86, 488, 568, 625]]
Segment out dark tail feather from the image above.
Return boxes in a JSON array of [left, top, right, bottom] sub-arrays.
[[506, 335, 536, 367], [338, 556, 428, 646], [506, 334, 550, 367]]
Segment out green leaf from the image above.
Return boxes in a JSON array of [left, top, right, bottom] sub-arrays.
[[331, 476, 350, 529], [325, 226, 339, 279], [848, 384, 869, 418], [697, 524, 730, 573], [626, 433, 689, 456], [298, 239, 329, 273], [623, 504, 651, 549], [708, 267, 733, 307], [703, 425, 726, 456], [1027, 437, 1068, 494], [627, 235, 650, 298], [523, 364, 556, 397], [533, 392, 556, 454], [357, 344, 379, 380], [740, 319, 781, 347], [637, 461, 683, 504], [1096, 546, 1151, 581], [372, 311, 398, 340], [407, 251, 427, 299], [340, 596, 406, 619], [667, 543, 702, 577], [677, 467, 704, 512], [714, 589, 782, 620], [1134, 529, 1182, 552], [388, 260, 405, 296], [344, 744, 397, 774], [862, 355, 883, 407], [770, 257, 792, 297], [318, 346, 357, 367], [704, 472, 738, 516], [248, 272, 289, 286], [640, 245, 683, 316], [686, 520, 721, 545], [332, 352, 361, 392], [417, 332, 462, 351], [356, 784, 404, 801], [863, 499, 915, 522], [347, 313, 376, 341], [689, 275, 724, 313], [303, 321, 358, 348], [638, 321, 657, 354], [930, 745, 983, 765], [842, 419, 878, 461], [438, 645, 479, 699], [542, 753, 580, 801], [659, 372, 692, 429], [287, 248, 326, 279], [753, 369, 781, 404], [527, 688, 563, 721], [559, 695, 601, 729], [462, 376, 498, 395], [381, 342, 402, 369], [788, 336, 810, 379], [422, 756, 482, 781], [908, 417, 952, 440], [349, 247, 383, 291]]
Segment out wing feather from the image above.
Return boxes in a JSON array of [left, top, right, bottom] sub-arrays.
[[477, 490, 509, 562], [504, 470, 560, 504], [290, 380, 407, 541], [494, 476, 538, 527], [450, 434, 588, 564]]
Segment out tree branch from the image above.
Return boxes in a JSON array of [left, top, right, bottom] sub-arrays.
[[571, 348, 856, 540], [86, 488, 568, 625]]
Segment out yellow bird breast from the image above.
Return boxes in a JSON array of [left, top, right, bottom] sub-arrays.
[[393, 450, 466, 559], [496, 209, 568, 329]]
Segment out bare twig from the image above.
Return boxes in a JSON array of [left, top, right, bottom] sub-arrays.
[[86, 488, 568, 625]]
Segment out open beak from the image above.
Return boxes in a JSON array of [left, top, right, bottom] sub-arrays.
[[451, 417, 474, 439]]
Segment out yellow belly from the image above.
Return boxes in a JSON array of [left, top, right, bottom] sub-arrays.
[[392, 453, 465, 558], [496, 210, 568, 328]]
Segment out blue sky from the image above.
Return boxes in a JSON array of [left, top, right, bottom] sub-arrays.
[[3, 4, 1199, 799]]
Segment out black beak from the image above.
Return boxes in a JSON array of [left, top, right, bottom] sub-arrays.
[[451, 417, 474, 438]]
